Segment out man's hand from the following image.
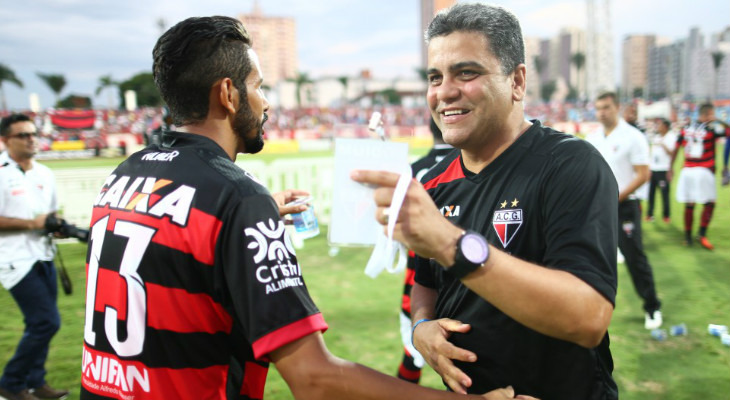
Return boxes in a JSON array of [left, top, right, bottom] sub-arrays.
[[350, 170, 462, 266], [482, 386, 540, 399], [666, 169, 673, 182], [413, 318, 476, 394], [272, 189, 310, 216], [722, 167, 730, 186]]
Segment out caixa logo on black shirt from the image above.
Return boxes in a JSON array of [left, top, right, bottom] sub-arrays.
[[440, 205, 460, 217], [493, 198, 523, 248], [245, 219, 305, 295]]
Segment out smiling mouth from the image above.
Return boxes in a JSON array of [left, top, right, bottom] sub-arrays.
[[442, 109, 469, 117]]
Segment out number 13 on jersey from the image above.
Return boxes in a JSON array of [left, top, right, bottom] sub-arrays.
[[84, 215, 156, 357]]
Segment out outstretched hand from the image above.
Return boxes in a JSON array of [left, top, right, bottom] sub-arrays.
[[350, 170, 462, 265], [413, 318, 476, 394], [272, 189, 310, 217]]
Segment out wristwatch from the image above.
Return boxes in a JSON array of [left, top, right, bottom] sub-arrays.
[[447, 230, 489, 279]]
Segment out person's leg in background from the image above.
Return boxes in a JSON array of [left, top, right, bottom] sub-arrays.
[[0, 262, 61, 398], [618, 200, 662, 329], [646, 171, 660, 221], [698, 202, 716, 250], [659, 170, 671, 222]]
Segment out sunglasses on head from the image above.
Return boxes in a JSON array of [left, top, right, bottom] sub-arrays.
[[7, 132, 38, 139]]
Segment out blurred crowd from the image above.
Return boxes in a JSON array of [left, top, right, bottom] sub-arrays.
[[1, 101, 729, 153]]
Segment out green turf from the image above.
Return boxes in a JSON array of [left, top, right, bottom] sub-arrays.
[[1, 154, 729, 399]]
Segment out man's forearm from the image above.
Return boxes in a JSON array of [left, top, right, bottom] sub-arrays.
[[410, 283, 437, 323], [272, 332, 493, 400], [0, 216, 43, 231], [619, 165, 650, 202], [458, 246, 613, 348], [619, 177, 647, 202]]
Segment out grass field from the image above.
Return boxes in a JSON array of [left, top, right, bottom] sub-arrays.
[[1, 151, 729, 399]]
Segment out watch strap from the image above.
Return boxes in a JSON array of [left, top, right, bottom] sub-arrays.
[[447, 230, 488, 279]]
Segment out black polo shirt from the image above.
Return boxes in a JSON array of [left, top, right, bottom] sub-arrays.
[[415, 121, 618, 400]]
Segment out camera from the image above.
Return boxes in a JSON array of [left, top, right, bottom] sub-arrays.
[[44, 213, 89, 243]]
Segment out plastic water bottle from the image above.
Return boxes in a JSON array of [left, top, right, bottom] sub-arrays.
[[670, 323, 687, 336], [651, 329, 667, 341], [708, 324, 728, 337], [721, 333, 730, 347]]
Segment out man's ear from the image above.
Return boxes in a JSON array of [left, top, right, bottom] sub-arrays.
[[512, 64, 527, 102], [217, 77, 238, 115]]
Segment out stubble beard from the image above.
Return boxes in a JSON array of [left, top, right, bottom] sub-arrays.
[[234, 99, 265, 155]]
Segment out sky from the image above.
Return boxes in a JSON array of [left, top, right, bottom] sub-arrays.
[[1, 0, 728, 111]]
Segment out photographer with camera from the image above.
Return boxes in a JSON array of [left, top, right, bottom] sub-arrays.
[[0, 114, 69, 400]]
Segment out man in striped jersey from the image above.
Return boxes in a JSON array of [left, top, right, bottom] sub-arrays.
[[669, 103, 730, 249]]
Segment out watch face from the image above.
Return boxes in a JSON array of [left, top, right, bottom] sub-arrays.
[[462, 234, 488, 264]]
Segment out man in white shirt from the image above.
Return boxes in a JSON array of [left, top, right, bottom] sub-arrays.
[[647, 119, 677, 223], [0, 114, 69, 400], [585, 92, 663, 330]]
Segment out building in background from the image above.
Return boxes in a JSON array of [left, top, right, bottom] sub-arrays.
[[585, 0, 616, 99], [644, 26, 730, 102], [420, 0, 456, 69], [529, 27, 586, 103], [238, 1, 298, 86], [621, 34, 656, 99], [647, 40, 684, 100], [524, 37, 541, 103], [272, 74, 427, 110]]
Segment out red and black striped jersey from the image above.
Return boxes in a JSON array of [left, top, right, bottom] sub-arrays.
[[677, 121, 730, 172], [414, 121, 619, 399], [80, 131, 327, 400]]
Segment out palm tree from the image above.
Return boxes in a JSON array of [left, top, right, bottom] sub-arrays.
[[288, 72, 312, 109], [533, 56, 545, 101], [540, 80, 557, 103], [36, 73, 67, 106], [156, 18, 167, 36], [571, 52, 585, 101], [95, 74, 118, 109], [0, 63, 24, 112], [533, 55, 545, 76], [337, 76, 349, 105], [711, 51, 725, 100]]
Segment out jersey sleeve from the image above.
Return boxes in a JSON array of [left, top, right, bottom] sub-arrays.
[[676, 129, 686, 147], [541, 146, 618, 305], [664, 133, 678, 153], [218, 194, 327, 361], [0, 172, 6, 212], [629, 130, 650, 166], [413, 254, 437, 289], [711, 121, 729, 138]]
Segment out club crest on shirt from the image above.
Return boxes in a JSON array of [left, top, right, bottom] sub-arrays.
[[493, 198, 523, 248]]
